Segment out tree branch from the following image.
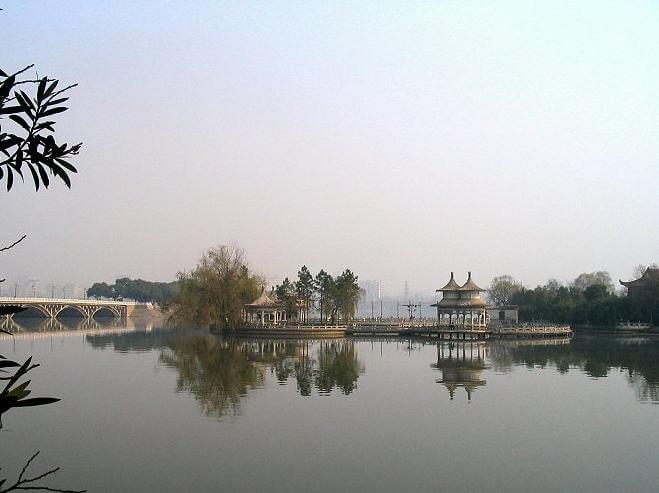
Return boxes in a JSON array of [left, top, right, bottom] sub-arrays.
[[0, 451, 86, 493], [0, 235, 27, 253]]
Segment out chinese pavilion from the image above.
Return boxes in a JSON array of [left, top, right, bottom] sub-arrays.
[[243, 287, 287, 326], [432, 272, 489, 328], [619, 268, 659, 302]]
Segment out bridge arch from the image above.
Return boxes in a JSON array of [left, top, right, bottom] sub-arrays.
[[54, 305, 90, 319], [92, 306, 121, 319], [12, 305, 51, 319]]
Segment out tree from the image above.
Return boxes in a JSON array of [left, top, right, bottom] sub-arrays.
[[87, 278, 178, 303], [328, 269, 362, 323], [314, 269, 333, 323], [487, 275, 520, 306], [168, 246, 263, 330], [572, 271, 613, 293], [1, 66, 81, 191], [87, 282, 115, 299], [275, 277, 297, 319], [295, 265, 315, 321]]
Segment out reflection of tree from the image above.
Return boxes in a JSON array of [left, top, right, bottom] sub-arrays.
[[159, 335, 265, 418], [487, 336, 659, 404], [158, 336, 365, 418], [315, 341, 364, 395]]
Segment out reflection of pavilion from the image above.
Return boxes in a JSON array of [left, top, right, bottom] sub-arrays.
[[431, 343, 488, 400]]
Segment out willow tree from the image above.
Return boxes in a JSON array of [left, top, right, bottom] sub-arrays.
[[169, 246, 263, 330]]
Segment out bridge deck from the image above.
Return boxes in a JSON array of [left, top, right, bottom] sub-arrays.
[[0, 297, 140, 320]]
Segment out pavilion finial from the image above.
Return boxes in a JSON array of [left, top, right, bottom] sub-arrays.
[[450, 271, 454, 280]]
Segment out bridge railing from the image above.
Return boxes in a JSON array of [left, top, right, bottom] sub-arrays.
[[0, 297, 139, 306]]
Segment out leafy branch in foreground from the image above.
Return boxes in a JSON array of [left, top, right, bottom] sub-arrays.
[[0, 451, 86, 493], [0, 65, 81, 191], [0, 350, 60, 429]]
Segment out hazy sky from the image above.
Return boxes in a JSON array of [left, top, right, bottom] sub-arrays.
[[2, 0, 658, 296]]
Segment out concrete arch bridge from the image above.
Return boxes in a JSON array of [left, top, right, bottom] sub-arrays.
[[0, 297, 139, 320]]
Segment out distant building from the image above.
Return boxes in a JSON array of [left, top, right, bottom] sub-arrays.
[[487, 306, 519, 325], [619, 268, 659, 302], [432, 272, 490, 328], [359, 280, 381, 301]]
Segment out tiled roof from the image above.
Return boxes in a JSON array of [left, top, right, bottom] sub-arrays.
[[245, 287, 281, 307], [459, 272, 485, 292], [620, 268, 659, 287], [437, 272, 461, 292]]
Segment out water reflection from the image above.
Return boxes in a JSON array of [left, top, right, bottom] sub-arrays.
[[0, 315, 157, 335], [488, 336, 659, 403], [16, 319, 655, 407], [432, 342, 488, 401], [426, 336, 658, 404], [158, 336, 365, 417]]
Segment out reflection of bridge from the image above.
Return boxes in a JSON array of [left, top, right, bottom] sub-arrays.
[[0, 297, 138, 320], [0, 316, 129, 334]]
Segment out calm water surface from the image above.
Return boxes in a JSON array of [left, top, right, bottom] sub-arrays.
[[1, 319, 657, 492]]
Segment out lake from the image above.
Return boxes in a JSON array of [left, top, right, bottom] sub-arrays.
[[1, 319, 657, 492]]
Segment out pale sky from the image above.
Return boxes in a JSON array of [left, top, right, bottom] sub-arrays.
[[2, 0, 658, 296]]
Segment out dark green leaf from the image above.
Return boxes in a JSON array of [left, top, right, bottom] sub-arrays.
[[37, 77, 47, 102], [9, 114, 31, 131], [52, 166, 72, 188], [12, 397, 60, 407], [8, 380, 31, 398], [1, 356, 32, 396], [19, 91, 35, 110], [0, 75, 15, 101], [6, 166, 13, 190], [44, 96, 68, 106], [0, 105, 23, 114], [26, 163, 40, 191], [55, 158, 77, 173], [36, 163, 49, 187], [44, 80, 58, 98], [41, 106, 68, 117]]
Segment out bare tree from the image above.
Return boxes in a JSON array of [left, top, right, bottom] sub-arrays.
[[487, 275, 520, 306], [632, 263, 658, 279]]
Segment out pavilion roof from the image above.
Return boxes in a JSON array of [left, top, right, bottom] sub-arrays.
[[431, 298, 488, 308], [437, 272, 461, 292], [459, 272, 485, 292], [245, 287, 281, 308], [619, 268, 659, 288]]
